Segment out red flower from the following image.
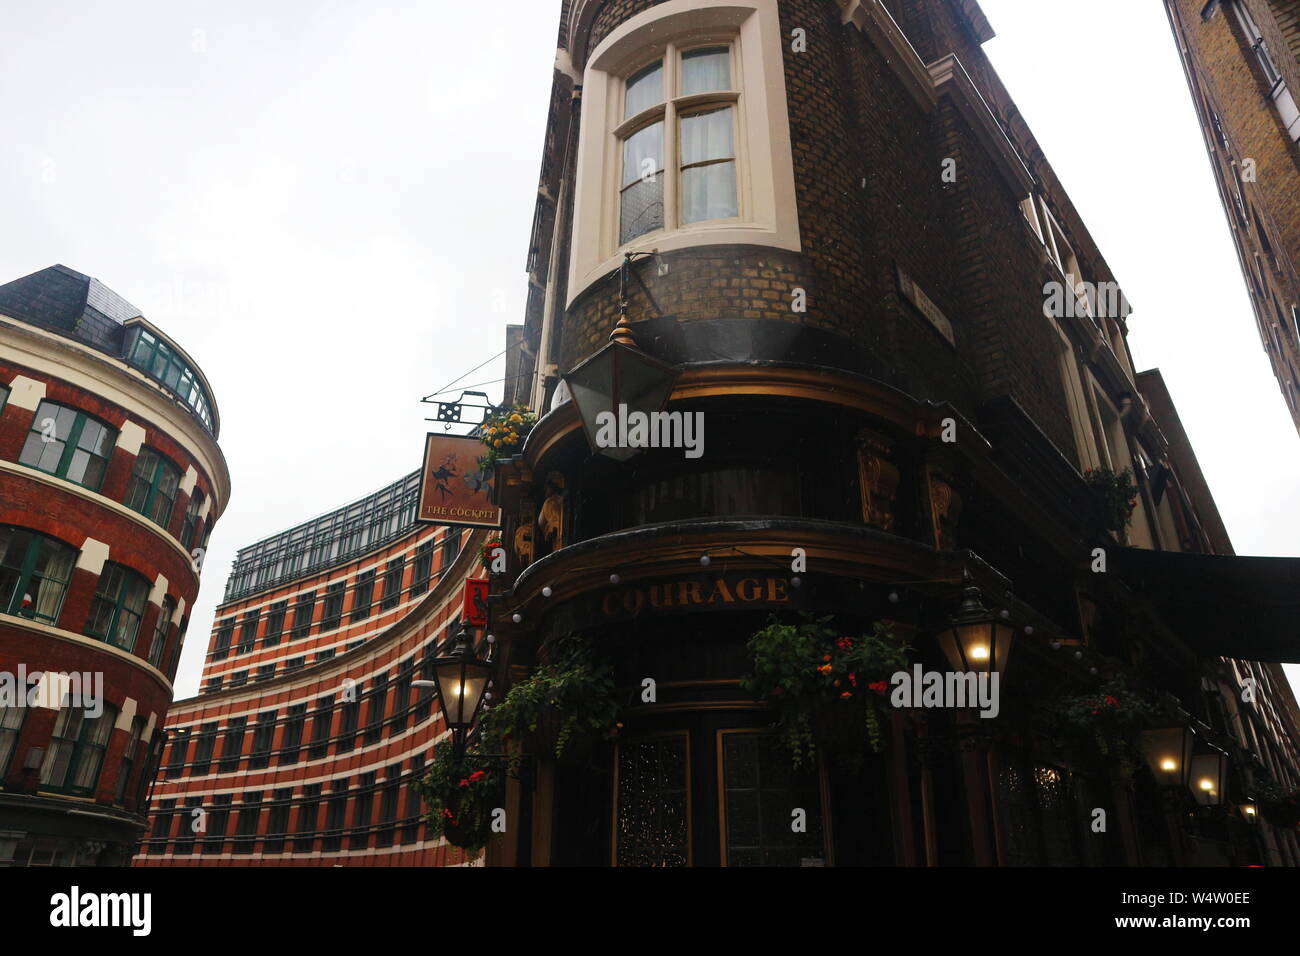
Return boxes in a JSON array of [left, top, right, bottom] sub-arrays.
[[835, 637, 854, 651], [1105, 695, 1119, 708], [822, 654, 832, 662], [840, 691, 853, 699], [458, 778, 470, 788], [848, 673, 858, 686], [441, 808, 454, 819], [468, 770, 488, 783], [868, 681, 889, 696]]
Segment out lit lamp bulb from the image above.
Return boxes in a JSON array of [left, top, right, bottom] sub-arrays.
[[969, 645, 990, 662], [1199, 778, 1215, 793], [1160, 758, 1178, 773], [1244, 805, 1257, 816]]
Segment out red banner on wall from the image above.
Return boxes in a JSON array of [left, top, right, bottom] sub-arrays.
[[417, 433, 501, 529], [463, 578, 490, 627]]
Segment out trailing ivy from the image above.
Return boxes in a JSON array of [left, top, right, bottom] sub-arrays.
[[478, 633, 620, 762], [1084, 467, 1138, 542]]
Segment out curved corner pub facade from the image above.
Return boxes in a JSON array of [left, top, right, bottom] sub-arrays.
[[131, 0, 1300, 868]]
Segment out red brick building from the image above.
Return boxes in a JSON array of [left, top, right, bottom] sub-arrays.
[[0, 264, 230, 866], [135, 472, 481, 866], [1166, 0, 1300, 433]]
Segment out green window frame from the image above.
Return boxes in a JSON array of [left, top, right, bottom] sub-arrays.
[[0, 525, 77, 624], [40, 699, 118, 797], [124, 446, 181, 529], [85, 562, 150, 652], [0, 704, 27, 778], [114, 716, 144, 803], [148, 595, 175, 668], [180, 489, 205, 551], [128, 329, 215, 433], [18, 400, 117, 492]]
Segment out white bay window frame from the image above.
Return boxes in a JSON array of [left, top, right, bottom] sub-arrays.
[[568, 0, 800, 306]]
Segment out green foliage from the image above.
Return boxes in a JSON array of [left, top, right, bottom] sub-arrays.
[[411, 741, 505, 855], [741, 614, 910, 769], [1084, 467, 1139, 542], [478, 634, 620, 762], [1039, 676, 1156, 774], [478, 404, 538, 471]]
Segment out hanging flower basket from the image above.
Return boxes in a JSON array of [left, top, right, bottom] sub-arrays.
[[479, 536, 504, 574], [412, 742, 506, 855], [741, 614, 910, 770], [1037, 676, 1156, 775], [478, 405, 538, 471]]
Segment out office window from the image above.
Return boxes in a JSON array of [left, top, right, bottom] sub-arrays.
[[114, 716, 144, 804], [236, 609, 260, 653], [365, 673, 389, 744], [720, 732, 825, 866], [124, 446, 181, 529], [180, 489, 205, 551], [392, 658, 416, 733], [203, 794, 233, 854], [442, 530, 461, 572], [285, 656, 305, 673], [376, 765, 401, 848], [411, 540, 434, 596], [402, 755, 426, 844], [280, 703, 307, 766], [249, 710, 277, 769], [291, 591, 316, 639], [1230, 0, 1300, 140], [192, 722, 218, 775], [415, 654, 437, 721], [229, 669, 248, 688], [233, 791, 262, 855], [255, 663, 276, 683], [0, 525, 76, 624], [264, 600, 287, 647], [85, 562, 150, 653], [18, 400, 117, 491], [148, 799, 176, 856], [213, 619, 235, 661], [323, 780, 349, 852], [338, 696, 361, 753], [204, 675, 223, 694], [309, 698, 333, 759], [148, 596, 175, 668], [164, 727, 190, 779], [322, 581, 345, 631], [380, 557, 405, 611], [127, 328, 216, 433], [219, 716, 246, 772], [265, 788, 293, 854], [40, 699, 118, 796], [317, 648, 336, 663], [351, 772, 376, 849], [295, 784, 322, 852], [175, 796, 203, 854], [351, 569, 375, 622]]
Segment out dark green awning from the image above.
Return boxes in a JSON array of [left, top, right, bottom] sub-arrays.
[[1111, 548, 1300, 663]]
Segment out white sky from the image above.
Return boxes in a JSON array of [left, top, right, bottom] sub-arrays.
[[2, 1, 1296, 701]]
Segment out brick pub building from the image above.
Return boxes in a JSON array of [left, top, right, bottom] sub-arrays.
[[0, 264, 229, 866], [479, 0, 1300, 866], [1166, 0, 1300, 433], [135, 474, 478, 866]]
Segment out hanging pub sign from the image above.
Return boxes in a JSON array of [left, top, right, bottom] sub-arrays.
[[417, 433, 501, 529], [463, 578, 490, 628]]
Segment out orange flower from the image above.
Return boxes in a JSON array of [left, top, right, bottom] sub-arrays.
[[817, 664, 833, 675]]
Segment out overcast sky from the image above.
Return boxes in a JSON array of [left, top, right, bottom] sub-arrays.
[[3, 0, 1297, 701]]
